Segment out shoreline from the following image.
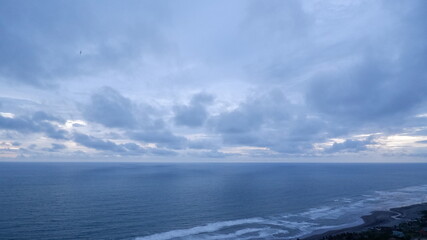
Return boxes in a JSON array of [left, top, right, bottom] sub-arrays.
[[302, 202, 427, 240]]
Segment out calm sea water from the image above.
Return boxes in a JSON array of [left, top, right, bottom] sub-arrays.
[[1, 163, 427, 240]]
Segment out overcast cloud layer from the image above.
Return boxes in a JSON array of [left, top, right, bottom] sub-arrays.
[[1, 0, 427, 162]]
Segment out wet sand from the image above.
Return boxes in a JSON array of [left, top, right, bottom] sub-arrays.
[[303, 202, 427, 240]]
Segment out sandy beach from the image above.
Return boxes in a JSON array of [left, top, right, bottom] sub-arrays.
[[303, 202, 427, 240]]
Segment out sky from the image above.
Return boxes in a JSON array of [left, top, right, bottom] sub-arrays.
[[1, 0, 427, 162]]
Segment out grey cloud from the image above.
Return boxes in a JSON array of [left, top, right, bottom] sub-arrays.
[[51, 143, 66, 150], [72, 132, 178, 156], [43, 143, 67, 152], [307, 57, 427, 124], [41, 123, 68, 140], [193, 150, 235, 159], [211, 90, 325, 154], [0, 111, 68, 139], [0, 115, 39, 133], [120, 143, 144, 153], [0, 141, 21, 148], [0, 0, 170, 87], [0, 97, 43, 116], [305, 2, 427, 126], [73, 133, 129, 153], [174, 104, 208, 127], [32, 111, 64, 123], [130, 130, 187, 150], [191, 93, 214, 105], [213, 110, 263, 134], [174, 93, 214, 127], [28, 144, 37, 150], [269, 117, 326, 154], [324, 138, 375, 154], [83, 86, 189, 150], [212, 90, 289, 134], [147, 148, 177, 156], [83, 87, 136, 128], [188, 139, 219, 150], [2, 1, 427, 160], [74, 133, 146, 155], [83, 86, 166, 130]]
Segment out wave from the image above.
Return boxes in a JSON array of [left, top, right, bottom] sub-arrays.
[[135, 184, 427, 240], [135, 218, 265, 240]]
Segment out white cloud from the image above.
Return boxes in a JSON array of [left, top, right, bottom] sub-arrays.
[[0, 112, 15, 118]]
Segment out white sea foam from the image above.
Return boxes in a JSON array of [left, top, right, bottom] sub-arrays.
[[202, 228, 267, 239], [135, 184, 427, 240], [135, 218, 264, 240], [299, 184, 427, 223], [191, 228, 289, 240]]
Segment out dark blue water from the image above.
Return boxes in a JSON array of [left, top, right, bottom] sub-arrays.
[[1, 163, 427, 240]]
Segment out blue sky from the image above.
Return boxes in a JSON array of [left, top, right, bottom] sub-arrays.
[[1, 0, 427, 162]]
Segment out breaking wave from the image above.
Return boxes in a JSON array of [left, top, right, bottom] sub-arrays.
[[135, 184, 427, 240]]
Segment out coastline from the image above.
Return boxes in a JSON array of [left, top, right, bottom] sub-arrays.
[[303, 202, 427, 240]]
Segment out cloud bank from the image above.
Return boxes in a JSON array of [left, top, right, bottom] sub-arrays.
[[1, 0, 427, 161]]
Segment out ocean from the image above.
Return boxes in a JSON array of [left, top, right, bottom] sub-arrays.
[[1, 162, 426, 240]]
